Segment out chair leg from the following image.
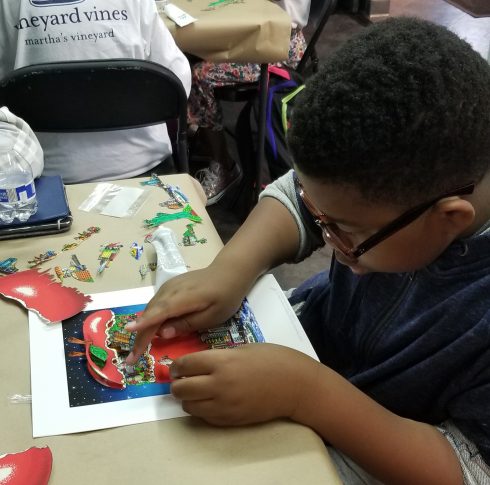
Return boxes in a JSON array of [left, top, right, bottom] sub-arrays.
[[255, 63, 269, 203], [177, 134, 190, 173]]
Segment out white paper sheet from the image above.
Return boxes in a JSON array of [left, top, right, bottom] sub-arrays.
[[29, 275, 317, 437]]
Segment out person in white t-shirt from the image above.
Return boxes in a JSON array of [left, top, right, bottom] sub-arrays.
[[0, 0, 191, 183], [188, 0, 310, 205]]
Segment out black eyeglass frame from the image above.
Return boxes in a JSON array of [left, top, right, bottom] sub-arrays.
[[297, 180, 475, 260]]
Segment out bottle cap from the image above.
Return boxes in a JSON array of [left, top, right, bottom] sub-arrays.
[[0, 106, 44, 178]]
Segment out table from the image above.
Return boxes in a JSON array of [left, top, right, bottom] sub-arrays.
[[0, 175, 342, 485], [160, 0, 291, 63], [161, 0, 293, 205]]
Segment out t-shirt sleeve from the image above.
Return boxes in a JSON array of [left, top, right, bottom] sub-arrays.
[[259, 169, 324, 262], [438, 421, 490, 484], [140, 0, 191, 96]]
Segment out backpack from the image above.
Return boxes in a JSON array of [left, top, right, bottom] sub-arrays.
[[236, 66, 305, 186]]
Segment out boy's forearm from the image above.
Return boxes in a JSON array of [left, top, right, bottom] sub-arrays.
[[297, 365, 463, 485], [211, 197, 300, 291]]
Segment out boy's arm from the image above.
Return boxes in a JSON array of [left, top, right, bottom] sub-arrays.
[[126, 193, 302, 360], [297, 365, 464, 485], [171, 345, 465, 484], [203, 195, 302, 295]]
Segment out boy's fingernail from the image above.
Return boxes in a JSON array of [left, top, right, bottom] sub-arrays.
[[169, 365, 178, 378], [125, 321, 136, 331], [162, 327, 176, 339]]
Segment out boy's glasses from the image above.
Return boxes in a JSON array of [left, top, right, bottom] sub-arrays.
[[297, 180, 475, 260]]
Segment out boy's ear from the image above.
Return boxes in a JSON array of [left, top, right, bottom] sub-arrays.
[[431, 198, 475, 236]]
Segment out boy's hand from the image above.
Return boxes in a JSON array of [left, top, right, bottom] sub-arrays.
[[170, 343, 320, 426], [125, 267, 245, 364]]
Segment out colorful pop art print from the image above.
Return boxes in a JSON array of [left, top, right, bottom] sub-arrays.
[[29, 276, 317, 437], [62, 299, 264, 407]]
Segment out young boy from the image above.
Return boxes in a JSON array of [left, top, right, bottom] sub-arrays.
[[126, 17, 490, 484]]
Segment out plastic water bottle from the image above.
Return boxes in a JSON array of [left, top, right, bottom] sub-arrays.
[[0, 147, 38, 224]]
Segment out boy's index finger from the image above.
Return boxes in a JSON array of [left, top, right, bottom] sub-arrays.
[[126, 326, 156, 364]]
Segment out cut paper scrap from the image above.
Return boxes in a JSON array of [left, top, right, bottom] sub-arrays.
[[0, 258, 18, 275], [144, 205, 202, 228], [182, 223, 207, 246], [129, 242, 143, 260], [139, 262, 156, 279], [97, 243, 123, 274], [28, 250, 57, 268], [54, 255, 94, 283], [0, 446, 52, 485], [0, 269, 92, 323]]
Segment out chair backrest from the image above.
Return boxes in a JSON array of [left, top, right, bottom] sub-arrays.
[[0, 58, 189, 172], [297, 0, 337, 74]]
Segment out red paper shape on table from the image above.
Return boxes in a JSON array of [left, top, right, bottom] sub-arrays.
[[76, 309, 207, 389], [0, 446, 52, 485], [0, 269, 91, 323]]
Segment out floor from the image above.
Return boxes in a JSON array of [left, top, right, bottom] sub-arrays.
[[206, 0, 490, 290]]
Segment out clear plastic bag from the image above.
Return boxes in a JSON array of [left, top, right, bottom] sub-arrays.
[[78, 183, 150, 218]]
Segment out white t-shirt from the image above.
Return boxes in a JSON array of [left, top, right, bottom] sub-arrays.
[[0, 0, 191, 183], [278, 0, 311, 29]]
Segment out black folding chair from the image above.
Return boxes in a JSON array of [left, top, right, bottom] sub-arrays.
[[0, 59, 189, 173], [297, 0, 338, 75], [214, 0, 337, 212]]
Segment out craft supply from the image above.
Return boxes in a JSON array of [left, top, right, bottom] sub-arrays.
[[97, 243, 123, 274], [150, 227, 187, 289], [54, 255, 94, 283], [162, 183, 188, 207], [79, 183, 149, 218], [0, 268, 91, 323], [144, 204, 202, 227], [74, 226, 100, 241], [139, 262, 157, 279], [130, 242, 143, 260], [163, 3, 197, 27], [0, 446, 52, 485], [0, 257, 18, 275], [8, 393, 32, 403], [140, 173, 166, 188], [28, 250, 57, 267], [182, 223, 207, 246]]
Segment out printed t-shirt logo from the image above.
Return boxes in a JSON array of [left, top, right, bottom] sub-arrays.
[[29, 0, 85, 6]]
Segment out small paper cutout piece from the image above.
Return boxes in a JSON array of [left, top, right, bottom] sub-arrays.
[[130, 242, 143, 260], [182, 223, 207, 246], [75, 226, 101, 241], [61, 226, 100, 252], [28, 251, 57, 268], [0, 258, 18, 275], [0, 269, 92, 323], [144, 205, 202, 228], [140, 173, 165, 188], [97, 243, 123, 274], [54, 255, 94, 283], [139, 262, 157, 279], [0, 446, 52, 485]]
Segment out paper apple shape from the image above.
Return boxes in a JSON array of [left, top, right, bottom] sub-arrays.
[[0, 446, 52, 485], [0, 269, 91, 323]]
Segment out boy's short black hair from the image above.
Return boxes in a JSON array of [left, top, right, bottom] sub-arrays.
[[288, 17, 490, 205]]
